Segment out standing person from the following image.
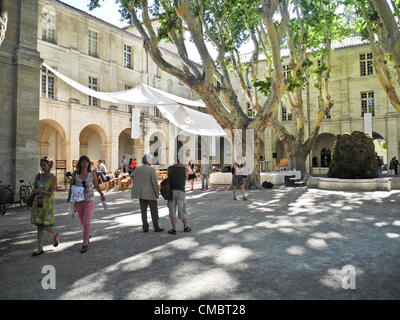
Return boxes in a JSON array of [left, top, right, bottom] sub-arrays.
[[31, 157, 59, 257], [121, 155, 127, 173], [167, 159, 191, 235], [130, 154, 164, 233], [98, 160, 109, 181], [377, 156, 383, 175], [128, 158, 133, 175], [232, 162, 248, 201], [70, 155, 106, 253], [390, 157, 398, 175], [187, 160, 198, 191], [131, 158, 138, 172], [200, 155, 213, 191]]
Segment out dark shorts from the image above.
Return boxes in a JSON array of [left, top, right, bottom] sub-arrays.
[[233, 175, 246, 186], [188, 174, 196, 181]]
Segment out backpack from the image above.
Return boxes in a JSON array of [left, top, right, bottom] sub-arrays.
[[160, 178, 172, 200], [262, 181, 274, 189]]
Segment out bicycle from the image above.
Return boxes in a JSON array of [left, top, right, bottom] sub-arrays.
[[0, 180, 34, 215], [19, 179, 34, 208]]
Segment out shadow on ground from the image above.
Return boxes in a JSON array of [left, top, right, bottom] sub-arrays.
[[1, 185, 400, 299]]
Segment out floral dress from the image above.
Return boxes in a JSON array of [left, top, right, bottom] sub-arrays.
[[31, 174, 56, 226]]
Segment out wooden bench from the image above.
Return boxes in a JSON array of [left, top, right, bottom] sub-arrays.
[[156, 169, 168, 181], [101, 181, 110, 190], [119, 179, 129, 190], [109, 179, 115, 189]]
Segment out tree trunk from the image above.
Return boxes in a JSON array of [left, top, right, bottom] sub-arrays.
[[284, 141, 308, 179], [246, 133, 262, 190], [288, 154, 307, 178]]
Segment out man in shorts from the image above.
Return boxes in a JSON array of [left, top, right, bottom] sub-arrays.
[[167, 159, 191, 234]]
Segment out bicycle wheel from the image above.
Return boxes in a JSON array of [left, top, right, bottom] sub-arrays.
[[19, 186, 28, 207], [0, 187, 14, 215]]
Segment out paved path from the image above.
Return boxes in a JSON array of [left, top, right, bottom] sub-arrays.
[[1, 184, 400, 299]]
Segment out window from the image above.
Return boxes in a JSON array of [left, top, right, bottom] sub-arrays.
[[361, 91, 375, 117], [360, 53, 373, 76], [283, 64, 291, 80], [281, 105, 292, 121], [247, 103, 255, 118], [41, 7, 56, 43], [41, 66, 55, 99], [88, 76, 98, 106], [124, 44, 132, 69], [153, 106, 161, 118], [88, 30, 98, 57], [125, 85, 134, 112], [153, 62, 160, 78], [325, 111, 331, 119], [320, 148, 331, 167]]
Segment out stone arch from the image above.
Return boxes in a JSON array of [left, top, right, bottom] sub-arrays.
[[79, 124, 108, 166], [372, 131, 387, 168], [39, 119, 68, 169], [311, 133, 336, 168], [118, 128, 138, 169]]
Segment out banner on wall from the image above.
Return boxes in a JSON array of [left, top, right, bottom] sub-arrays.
[[364, 113, 372, 137], [131, 108, 141, 139]]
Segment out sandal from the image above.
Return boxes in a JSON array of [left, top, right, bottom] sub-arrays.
[[243, 197, 248, 201], [183, 227, 192, 233], [168, 229, 177, 235], [233, 197, 238, 200], [32, 250, 44, 257]]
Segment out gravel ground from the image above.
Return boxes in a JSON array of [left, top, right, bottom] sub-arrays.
[[1, 183, 400, 300]]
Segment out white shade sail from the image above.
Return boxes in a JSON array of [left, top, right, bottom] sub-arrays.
[[42, 63, 225, 136]]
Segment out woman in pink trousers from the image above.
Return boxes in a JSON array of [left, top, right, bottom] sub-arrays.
[[69, 155, 105, 253]]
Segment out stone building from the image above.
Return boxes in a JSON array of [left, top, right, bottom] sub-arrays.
[[240, 36, 399, 174], [37, 0, 205, 181], [2, 0, 400, 192]]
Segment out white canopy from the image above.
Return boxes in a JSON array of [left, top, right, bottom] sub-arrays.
[[43, 63, 224, 136]]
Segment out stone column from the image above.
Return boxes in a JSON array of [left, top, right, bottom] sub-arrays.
[[0, 0, 42, 191]]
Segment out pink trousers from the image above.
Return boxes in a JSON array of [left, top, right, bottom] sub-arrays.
[[75, 200, 95, 245]]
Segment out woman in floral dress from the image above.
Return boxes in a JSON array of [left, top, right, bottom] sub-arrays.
[[31, 156, 59, 256]]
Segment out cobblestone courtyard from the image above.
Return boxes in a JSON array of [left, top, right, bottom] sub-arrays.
[[1, 185, 400, 299]]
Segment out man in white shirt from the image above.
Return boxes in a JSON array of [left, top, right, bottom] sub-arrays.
[[98, 160, 109, 181]]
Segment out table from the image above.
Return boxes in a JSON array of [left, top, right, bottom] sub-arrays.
[[210, 171, 301, 186], [260, 171, 301, 185], [210, 172, 232, 185]]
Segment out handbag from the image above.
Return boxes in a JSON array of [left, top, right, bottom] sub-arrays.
[[160, 178, 172, 200], [27, 173, 41, 208]]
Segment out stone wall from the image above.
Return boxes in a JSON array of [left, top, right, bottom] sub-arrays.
[[0, 0, 42, 192]]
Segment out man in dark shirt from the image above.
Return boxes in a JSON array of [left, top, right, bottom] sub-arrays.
[[167, 160, 191, 234]]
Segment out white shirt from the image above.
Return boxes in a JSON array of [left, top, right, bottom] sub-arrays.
[[99, 163, 108, 174]]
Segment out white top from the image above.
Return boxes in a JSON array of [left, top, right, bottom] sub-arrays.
[[99, 163, 108, 174], [74, 172, 95, 202]]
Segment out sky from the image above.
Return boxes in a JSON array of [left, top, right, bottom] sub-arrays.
[[59, 0, 129, 28]]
